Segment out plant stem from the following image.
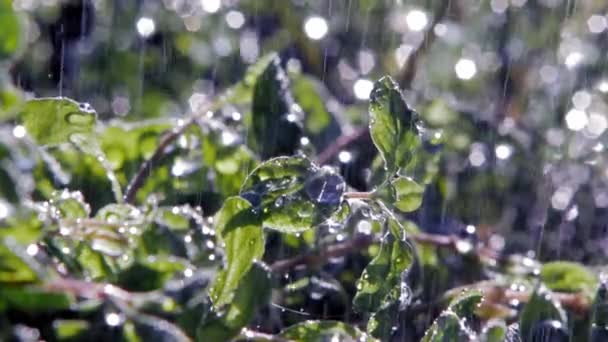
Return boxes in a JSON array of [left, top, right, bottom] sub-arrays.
[[270, 231, 499, 274], [342, 191, 373, 200], [270, 234, 376, 273], [123, 120, 195, 204]]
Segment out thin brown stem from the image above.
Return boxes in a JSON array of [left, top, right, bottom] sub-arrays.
[[123, 120, 195, 204], [342, 191, 373, 200], [270, 230, 499, 275], [270, 234, 376, 273]]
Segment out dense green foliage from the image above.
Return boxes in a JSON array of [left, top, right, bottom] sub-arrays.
[[2, 1, 608, 341]]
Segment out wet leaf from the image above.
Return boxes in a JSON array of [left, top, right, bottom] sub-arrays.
[[374, 176, 424, 213], [241, 156, 344, 233], [366, 302, 400, 340], [368, 76, 420, 174], [447, 289, 484, 319], [519, 285, 567, 341], [353, 222, 414, 312], [421, 311, 474, 342], [19, 98, 97, 147], [198, 263, 271, 341], [280, 320, 377, 342], [540, 261, 596, 295], [249, 54, 303, 159], [209, 197, 264, 308]]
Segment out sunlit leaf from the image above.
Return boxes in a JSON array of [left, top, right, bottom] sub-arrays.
[[353, 220, 414, 312], [19, 98, 97, 147], [368, 76, 420, 174], [209, 197, 264, 308], [198, 263, 271, 341], [374, 176, 424, 213], [540, 261, 597, 295]]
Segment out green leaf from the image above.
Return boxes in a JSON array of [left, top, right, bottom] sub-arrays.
[[249, 54, 303, 159], [368, 76, 421, 174], [353, 220, 414, 312], [482, 321, 507, 342], [366, 302, 400, 340], [291, 75, 332, 134], [0, 0, 23, 60], [540, 261, 597, 295], [241, 156, 345, 233], [209, 197, 264, 308], [519, 285, 567, 341], [280, 320, 377, 342], [198, 263, 272, 341], [19, 98, 97, 147], [421, 311, 474, 342], [52, 320, 90, 341], [374, 176, 424, 213], [0, 240, 38, 284]]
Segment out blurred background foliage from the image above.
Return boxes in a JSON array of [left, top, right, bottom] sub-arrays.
[[3, 0, 608, 341]]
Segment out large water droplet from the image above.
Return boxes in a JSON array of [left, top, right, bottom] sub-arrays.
[[304, 167, 345, 206]]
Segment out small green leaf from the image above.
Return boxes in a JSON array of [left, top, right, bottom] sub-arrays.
[[540, 261, 597, 295], [280, 320, 377, 342], [241, 156, 344, 233], [198, 263, 271, 341], [249, 54, 303, 159], [519, 285, 567, 341], [374, 176, 424, 213], [353, 220, 414, 312], [209, 197, 264, 308], [19, 98, 97, 147], [368, 76, 420, 174]]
